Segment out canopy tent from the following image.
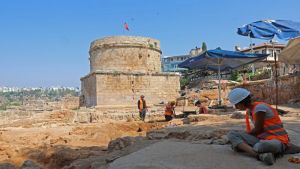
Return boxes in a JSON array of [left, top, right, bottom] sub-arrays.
[[279, 37, 300, 64], [179, 49, 268, 71], [178, 49, 268, 105], [237, 19, 300, 109]]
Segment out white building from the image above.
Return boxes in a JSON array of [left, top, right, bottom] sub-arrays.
[[162, 47, 203, 72], [238, 42, 285, 62], [237, 42, 295, 76]]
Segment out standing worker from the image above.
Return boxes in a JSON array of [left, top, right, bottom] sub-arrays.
[[227, 88, 289, 165], [164, 101, 176, 121], [137, 95, 147, 121]]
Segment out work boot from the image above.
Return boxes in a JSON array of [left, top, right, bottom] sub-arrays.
[[258, 153, 275, 165]]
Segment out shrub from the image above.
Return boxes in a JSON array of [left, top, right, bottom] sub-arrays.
[[180, 77, 191, 88]]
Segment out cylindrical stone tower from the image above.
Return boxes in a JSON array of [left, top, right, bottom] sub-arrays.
[[89, 36, 162, 73], [80, 36, 180, 108]]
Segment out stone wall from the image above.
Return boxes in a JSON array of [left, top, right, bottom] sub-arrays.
[[81, 70, 180, 107], [237, 74, 300, 104], [89, 36, 162, 73], [81, 74, 97, 107], [61, 96, 80, 110]]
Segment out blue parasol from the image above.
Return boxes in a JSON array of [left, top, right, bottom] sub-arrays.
[[237, 19, 300, 108], [179, 49, 268, 105]]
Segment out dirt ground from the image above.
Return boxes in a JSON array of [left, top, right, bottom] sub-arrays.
[[0, 107, 176, 168], [0, 104, 299, 169]]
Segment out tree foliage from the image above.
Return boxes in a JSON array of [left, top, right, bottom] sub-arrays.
[[202, 42, 207, 51], [180, 76, 191, 89], [0, 88, 79, 110], [230, 71, 242, 82]]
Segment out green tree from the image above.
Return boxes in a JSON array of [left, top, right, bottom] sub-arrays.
[[230, 71, 241, 82], [180, 76, 191, 88], [202, 42, 207, 51]]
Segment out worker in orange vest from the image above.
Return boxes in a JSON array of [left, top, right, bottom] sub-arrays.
[[137, 95, 147, 121], [164, 101, 176, 121], [227, 88, 291, 165]]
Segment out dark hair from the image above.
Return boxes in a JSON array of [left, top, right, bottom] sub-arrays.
[[194, 100, 201, 106], [237, 95, 252, 106]]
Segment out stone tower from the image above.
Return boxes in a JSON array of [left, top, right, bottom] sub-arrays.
[[80, 36, 180, 107]]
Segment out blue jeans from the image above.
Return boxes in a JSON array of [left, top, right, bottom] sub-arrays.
[[227, 131, 285, 154], [139, 109, 147, 121]]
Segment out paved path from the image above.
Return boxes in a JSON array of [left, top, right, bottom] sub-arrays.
[[107, 140, 300, 169]]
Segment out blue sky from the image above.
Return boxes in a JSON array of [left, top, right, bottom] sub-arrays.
[[1, 0, 299, 87]]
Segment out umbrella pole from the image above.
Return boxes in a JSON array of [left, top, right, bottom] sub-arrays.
[[271, 40, 278, 110], [249, 36, 255, 74], [218, 59, 221, 106]]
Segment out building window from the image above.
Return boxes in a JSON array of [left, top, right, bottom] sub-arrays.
[[262, 49, 266, 54], [269, 49, 274, 57]]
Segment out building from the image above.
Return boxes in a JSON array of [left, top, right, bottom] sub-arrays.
[[238, 42, 285, 62], [162, 47, 202, 72], [80, 36, 180, 107], [162, 54, 190, 72], [237, 42, 293, 75]]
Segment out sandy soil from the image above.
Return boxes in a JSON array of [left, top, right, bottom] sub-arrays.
[[0, 110, 169, 168], [0, 104, 299, 169]]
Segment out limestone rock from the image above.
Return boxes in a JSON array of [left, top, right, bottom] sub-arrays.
[[107, 136, 144, 152], [74, 112, 90, 123], [62, 157, 107, 169], [212, 136, 229, 145], [187, 115, 209, 122], [202, 139, 214, 144], [0, 163, 16, 169], [146, 131, 168, 140], [182, 118, 190, 124], [166, 131, 191, 139], [47, 148, 81, 168], [90, 162, 106, 169], [20, 160, 43, 169]]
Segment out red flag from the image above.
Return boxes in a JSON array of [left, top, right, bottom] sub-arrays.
[[124, 22, 129, 31]]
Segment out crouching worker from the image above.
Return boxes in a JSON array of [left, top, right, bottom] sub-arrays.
[[227, 88, 289, 165], [194, 100, 208, 114], [164, 101, 176, 121]]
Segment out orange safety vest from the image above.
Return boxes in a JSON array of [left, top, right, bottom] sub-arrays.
[[165, 104, 174, 116], [245, 102, 289, 144]]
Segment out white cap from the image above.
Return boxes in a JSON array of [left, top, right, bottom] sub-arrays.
[[228, 88, 251, 105]]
